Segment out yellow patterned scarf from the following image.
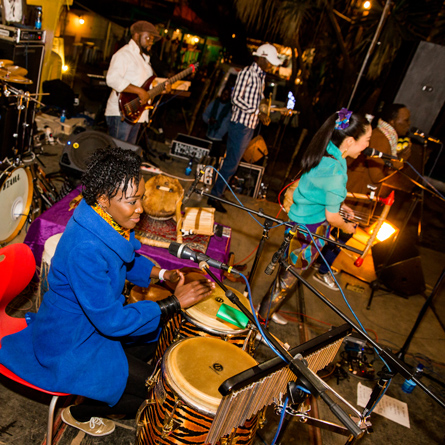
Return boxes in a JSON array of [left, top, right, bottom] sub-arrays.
[[92, 203, 130, 240]]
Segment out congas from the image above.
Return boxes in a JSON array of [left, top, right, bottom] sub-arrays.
[[0, 165, 33, 244], [136, 337, 259, 445], [38, 233, 63, 307], [154, 282, 255, 362]]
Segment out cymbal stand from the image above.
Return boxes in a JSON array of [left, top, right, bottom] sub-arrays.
[[3, 83, 47, 164]]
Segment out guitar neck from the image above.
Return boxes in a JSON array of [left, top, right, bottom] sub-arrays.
[[149, 64, 197, 98]]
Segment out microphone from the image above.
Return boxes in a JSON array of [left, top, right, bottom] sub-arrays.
[[362, 147, 398, 161], [265, 228, 296, 275], [184, 168, 204, 202], [168, 242, 241, 275]]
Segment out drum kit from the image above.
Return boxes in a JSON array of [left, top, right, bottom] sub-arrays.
[[0, 59, 55, 246]]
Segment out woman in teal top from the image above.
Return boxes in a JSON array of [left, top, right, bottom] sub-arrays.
[[258, 108, 371, 324]]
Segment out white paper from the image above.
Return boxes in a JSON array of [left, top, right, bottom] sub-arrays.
[[357, 382, 410, 428]]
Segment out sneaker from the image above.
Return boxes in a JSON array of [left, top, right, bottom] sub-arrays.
[[61, 406, 115, 437], [207, 197, 227, 213], [313, 272, 340, 291], [271, 312, 288, 325], [312, 263, 339, 275]]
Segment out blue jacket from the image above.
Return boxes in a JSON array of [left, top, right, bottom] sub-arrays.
[[0, 199, 160, 405]]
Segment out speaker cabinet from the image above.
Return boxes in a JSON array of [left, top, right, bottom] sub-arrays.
[[60, 131, 142, 175], [372, 234, 426, 296], [380, 40, 445, 135], [0, 41, 45, 94]]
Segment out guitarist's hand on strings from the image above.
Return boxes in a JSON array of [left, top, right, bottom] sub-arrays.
[[137, 87, 150, 106], [162, 81, 172, 95]]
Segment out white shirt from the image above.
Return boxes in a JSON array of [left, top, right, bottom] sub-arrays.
[[105, 39, 154, 123]]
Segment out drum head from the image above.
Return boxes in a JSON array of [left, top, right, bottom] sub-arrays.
[[185, 285, 252, 333], [164, 337, 257, 414], [0, 167, 33, 244], [142, 174, 183, 220]]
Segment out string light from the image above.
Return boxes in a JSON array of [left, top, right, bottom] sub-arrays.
[[363, 1, 372, 9], [78, 16, 85, 25]]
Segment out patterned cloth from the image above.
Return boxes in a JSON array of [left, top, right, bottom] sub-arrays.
[[135, 213, 210, 253], [92, 203, 130, 240], [377, 119, 398, 156], [231, 62, 266, 129], [289, 221, 331, 271]]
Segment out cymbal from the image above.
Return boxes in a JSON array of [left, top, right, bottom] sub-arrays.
[[0, 65, 28, 76], [0, 59, 13, 67], [0, 74, 33, 84]]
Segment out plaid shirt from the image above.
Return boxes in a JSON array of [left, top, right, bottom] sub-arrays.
[[231, 62, 266, 129]]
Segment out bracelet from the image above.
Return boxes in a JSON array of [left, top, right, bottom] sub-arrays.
[[158, 269, 167, 282], [157, 294, 181, 322]]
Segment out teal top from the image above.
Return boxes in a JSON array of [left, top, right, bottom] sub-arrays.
[[288, 141, 347, 224]]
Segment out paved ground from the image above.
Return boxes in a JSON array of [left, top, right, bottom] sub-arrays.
[[1, 128, 444, 444]]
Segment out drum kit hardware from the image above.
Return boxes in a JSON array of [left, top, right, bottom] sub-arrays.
[[0, 60, 57, 247]]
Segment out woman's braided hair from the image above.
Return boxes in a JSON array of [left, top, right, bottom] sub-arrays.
[[81, 146, 141, 205]]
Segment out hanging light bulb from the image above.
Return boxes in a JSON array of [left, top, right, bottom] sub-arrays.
[[78, 16, 85, 25]]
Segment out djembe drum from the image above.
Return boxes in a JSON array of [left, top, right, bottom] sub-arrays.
[[136, 337, 259, 445], [139, 174, 184, 246]]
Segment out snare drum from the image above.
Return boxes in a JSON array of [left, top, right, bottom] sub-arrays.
[[38, 233, 63, 308], [154, 284, 255, 362], [0, 165, 33, 244], [136, 337, 259, 445]]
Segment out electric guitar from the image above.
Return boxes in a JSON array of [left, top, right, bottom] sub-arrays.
[[118, 63, 199, 124]]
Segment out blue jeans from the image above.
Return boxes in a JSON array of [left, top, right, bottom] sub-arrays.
[[211, 121, 254, 198], [106, 116, 141, 144]]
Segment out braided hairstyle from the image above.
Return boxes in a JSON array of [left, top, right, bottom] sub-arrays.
[[300, 111, 370, 175], [82, 146, 141, 206]]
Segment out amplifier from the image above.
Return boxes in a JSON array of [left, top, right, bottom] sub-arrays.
[[171, 133, 212, 160], [0, 24, 46, 44], [197, 156, 219, 186]]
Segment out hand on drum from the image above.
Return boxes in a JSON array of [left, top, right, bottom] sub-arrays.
[[173, 272, 215, 309]]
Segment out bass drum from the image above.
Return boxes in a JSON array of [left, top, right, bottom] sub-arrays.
[[0, 165, 33, 244]]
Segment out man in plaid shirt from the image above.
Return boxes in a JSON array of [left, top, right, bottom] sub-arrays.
[[208, 44, 282, 213]]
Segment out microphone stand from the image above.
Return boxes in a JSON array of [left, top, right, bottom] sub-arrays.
[[200, 263, 366, 441], [279, 257, 445, 412], [194, 188, 363, 293]]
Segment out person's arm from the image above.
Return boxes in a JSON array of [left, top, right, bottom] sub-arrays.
[[231, 69, 258, 114], [106, 51, 150, 105], [325, 209, 356, 234], [202, 101, 213, 124], [218, 109, 232, 137]]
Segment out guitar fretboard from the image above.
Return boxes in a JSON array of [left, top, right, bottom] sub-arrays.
[[127, 63, 198, 110]]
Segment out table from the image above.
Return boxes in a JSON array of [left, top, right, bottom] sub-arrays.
[[24, 186, 231, 281]]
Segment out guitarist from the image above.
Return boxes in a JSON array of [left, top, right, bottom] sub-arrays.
[[105, 21, 171, 144]]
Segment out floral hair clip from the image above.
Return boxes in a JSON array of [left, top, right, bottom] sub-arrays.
[[335, 108, 353, 130]]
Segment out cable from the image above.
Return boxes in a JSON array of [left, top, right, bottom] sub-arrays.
[[405, 161, 445, 201], [271, 396, 289, 445], [240, 272, 289, 363], [298, 223, 393, 379]]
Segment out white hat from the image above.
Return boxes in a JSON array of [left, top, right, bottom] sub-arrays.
[[252, 44, 282, 66]]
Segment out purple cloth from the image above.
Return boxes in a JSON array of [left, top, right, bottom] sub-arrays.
[[24, 186, 231, 281]]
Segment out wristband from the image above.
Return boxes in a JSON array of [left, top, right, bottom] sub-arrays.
[[157, 294, 181, 322], [158, 269, 167, 282]]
